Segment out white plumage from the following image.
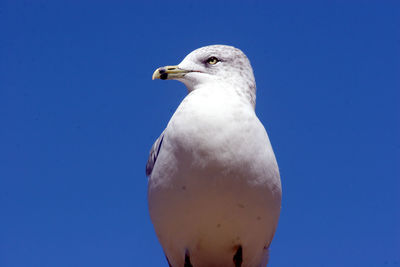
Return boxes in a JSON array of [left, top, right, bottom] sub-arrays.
[[147, 45, 281, 267]]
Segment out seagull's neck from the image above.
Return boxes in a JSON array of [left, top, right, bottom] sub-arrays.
[[185, 80, 257, 109]]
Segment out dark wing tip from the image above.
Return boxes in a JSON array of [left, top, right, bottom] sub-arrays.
[[145, 132, 165, 177]]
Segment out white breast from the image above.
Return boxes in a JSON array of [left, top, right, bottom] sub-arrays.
[[148, 86, 281, 267]]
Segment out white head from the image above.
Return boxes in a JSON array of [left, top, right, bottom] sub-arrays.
[[153, 45, 257, 106]]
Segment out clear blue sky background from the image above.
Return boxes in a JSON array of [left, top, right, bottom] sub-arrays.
[[1, 1, 399, 266]]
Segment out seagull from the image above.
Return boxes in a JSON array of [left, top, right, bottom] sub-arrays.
[[146, 45, 281, 267]]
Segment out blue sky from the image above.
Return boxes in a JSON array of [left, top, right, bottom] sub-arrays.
[[1, 1, 399, 266]]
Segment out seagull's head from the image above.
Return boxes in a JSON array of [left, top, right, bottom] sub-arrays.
[[152, 45, 256, 104]]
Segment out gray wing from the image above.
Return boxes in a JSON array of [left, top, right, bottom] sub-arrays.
[[146, 131, 165, 177]]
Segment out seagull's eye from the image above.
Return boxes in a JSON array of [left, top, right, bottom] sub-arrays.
[[206, 57, 219, 65]]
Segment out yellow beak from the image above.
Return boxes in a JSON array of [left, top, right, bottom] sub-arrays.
[[152, 65, 191, 80]]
